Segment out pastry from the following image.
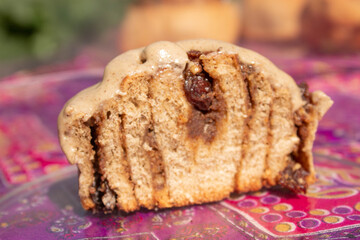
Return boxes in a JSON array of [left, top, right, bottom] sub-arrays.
[[243, 0, 307, 42], [302, 0, 360, 53], [118, 1, 241, 51], [58, 40, 333, 212]]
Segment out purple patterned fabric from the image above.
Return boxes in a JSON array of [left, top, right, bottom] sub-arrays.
[[0, 54, 359, 239]]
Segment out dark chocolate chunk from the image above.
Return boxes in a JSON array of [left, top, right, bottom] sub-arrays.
[[184, 72, 213, 111], [143, 126, 166, 191], [183, 50, 227, 143], [87, 118, 118, 212], [298, 82, 312, 103], [187, 50, 203, 61], [278, 160, 309, 194]]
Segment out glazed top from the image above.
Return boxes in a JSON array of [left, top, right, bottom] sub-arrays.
[[58, 39, 309, 162]]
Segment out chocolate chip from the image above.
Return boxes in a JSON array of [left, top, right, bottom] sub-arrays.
[[184, 73, 213, 111], [278, 160, 309, 194], [298, 82, 311, 102], [183, 50, 227, 143], [187, 50, 203, 61]]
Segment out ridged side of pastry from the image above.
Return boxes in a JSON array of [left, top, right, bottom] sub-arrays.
[[118, 75, 155, 209], [148, 69, 192, 207], [292, 89, 331, 186], [58, 40, 333, 212], [59, 119, 95, 210], [182, 52, 244, 204], [264, 88, 299, 186], [236, 70, 273, 192], [200, 53, 250, 194], [93, 102, 137, 212]]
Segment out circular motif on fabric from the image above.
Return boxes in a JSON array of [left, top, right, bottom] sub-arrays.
[[298, 218, 321, 229], [347, 215, 360, 221], [273, 203, 293, 212], [238, 199, 257, 208], [250, 207, 269, 214], [229, 193, 246, 201], [355, 202, 360, 212], [274, 222, 296, 233], [286, 211, 307, 218], [260, 195, 280, 205], [323, 216, 345, 224], [309, 209, 330, 216], [261, 213, 282, 223], [332, 205, 353, 215], [251, 191, 268, 197]]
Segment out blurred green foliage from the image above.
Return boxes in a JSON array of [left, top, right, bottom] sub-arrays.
[[0, 0, 132, 61]]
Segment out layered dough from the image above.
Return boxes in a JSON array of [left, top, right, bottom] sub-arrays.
[[58, 40, 333, 212]]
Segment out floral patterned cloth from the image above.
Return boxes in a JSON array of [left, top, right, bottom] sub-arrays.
[[0, 53, 359, 239]]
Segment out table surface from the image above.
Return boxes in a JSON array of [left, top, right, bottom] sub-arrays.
[[0, 50, 360, 239]]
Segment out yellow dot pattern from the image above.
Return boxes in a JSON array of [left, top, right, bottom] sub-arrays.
[[309, 209, 328, 216], [252, 191, 267, 197], [355, 202, 360, 212], [274, 222, 294, 233], [250, 207, 268, 214], [323, 216, 341, 224], [273, 203, 291, 212]]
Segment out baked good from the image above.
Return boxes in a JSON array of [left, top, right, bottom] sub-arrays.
[[243, 0, 307, 42], [118, 1, 241, 51], [58, 40, 333, 212], [140, 0, 219, 3], [302, 0, 360, 53]]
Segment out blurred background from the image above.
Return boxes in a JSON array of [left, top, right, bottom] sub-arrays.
[[0, 0, 360, 78]]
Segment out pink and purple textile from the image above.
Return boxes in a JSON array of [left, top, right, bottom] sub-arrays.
[[0, 54, 359, 239]]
